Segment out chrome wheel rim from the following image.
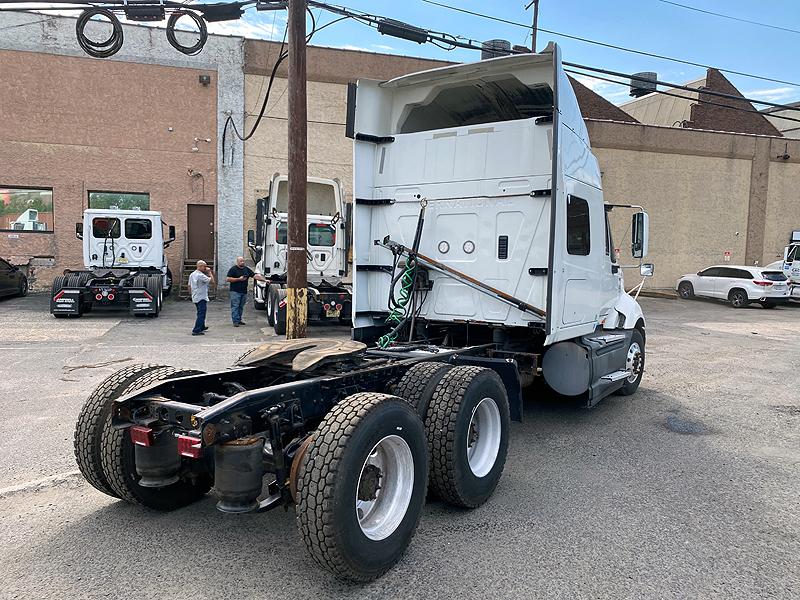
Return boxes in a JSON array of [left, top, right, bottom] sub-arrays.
[[626, 342, 643, 383], [466, 397, 501, 478], [355, 434, 414, 541]]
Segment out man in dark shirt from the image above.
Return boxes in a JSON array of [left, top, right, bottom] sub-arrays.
[[226, 256, 266, 327]]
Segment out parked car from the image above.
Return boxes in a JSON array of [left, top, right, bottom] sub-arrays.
[[0, 257, 28, 298], [676, 265, 789, 308]]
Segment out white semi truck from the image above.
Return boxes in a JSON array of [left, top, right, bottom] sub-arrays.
[[767, 230, 800, 300], [73, 47, 653, 583], [50, 208, 174, 317], [247, 174, 352, 334]]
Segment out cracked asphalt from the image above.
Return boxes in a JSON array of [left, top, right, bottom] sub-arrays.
[[0, 293, 797, 599]]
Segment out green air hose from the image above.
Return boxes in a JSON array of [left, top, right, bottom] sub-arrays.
[[377, 258, 416, 348]]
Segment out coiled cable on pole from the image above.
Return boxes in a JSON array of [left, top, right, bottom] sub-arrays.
[[76, 8, 124, 58], [166, 10, 208, 56]]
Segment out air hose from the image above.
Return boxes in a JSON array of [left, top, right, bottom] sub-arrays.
[[377, 258, 416, 348], [377, 199, 427, 349]]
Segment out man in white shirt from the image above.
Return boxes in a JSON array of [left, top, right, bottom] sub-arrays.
[[188, 260, 214, 336]]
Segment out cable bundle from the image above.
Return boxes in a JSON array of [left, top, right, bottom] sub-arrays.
[[76, 8, 124, 58]]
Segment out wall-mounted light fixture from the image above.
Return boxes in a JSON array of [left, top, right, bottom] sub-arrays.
[[199, 74, 211, 86]]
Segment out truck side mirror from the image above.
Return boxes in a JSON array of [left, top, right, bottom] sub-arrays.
[[168, 225, 176, 242], [75, 223, 83, 240], [247, 229, 256, 248], [640, 263, 654, 277], [631, 212, 649, 259], [784, 246, 790, 262]]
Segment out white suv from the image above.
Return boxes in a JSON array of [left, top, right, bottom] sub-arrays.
[[676, 265, 790, 308]]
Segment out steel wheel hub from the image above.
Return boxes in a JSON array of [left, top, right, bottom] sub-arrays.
[[466, 397, 501, 478], [626, 342, 642, 383], [355, 434, 414, 541]]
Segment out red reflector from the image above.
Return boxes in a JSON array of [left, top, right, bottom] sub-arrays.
[[177, 435, 203, 459], [142, 291, 153, 301], [107, 293, 115, 301], [130, 426, 154, 447], [753, 280, 773, 286], [53, 291, 65, 301], [279, 299, 287, 308], [95, 293, 103, 301]]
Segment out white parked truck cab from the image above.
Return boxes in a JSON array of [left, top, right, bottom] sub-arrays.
[[349, 44, 652, 404]]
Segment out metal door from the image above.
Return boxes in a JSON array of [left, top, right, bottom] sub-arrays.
[[187, 204, 215, 259]]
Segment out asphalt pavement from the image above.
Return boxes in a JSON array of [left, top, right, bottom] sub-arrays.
[[0, 293, 797, 599]]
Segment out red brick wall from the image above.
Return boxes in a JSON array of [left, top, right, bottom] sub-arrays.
[[0, 49, 219, 286]]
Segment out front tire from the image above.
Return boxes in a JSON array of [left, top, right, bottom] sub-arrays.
[[616, 328, 645, 396], [296, 392, 428, 582], [677, 282, 694, 299], [425, 366, 510, 508]]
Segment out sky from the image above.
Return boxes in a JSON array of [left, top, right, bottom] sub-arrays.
[[201, 0, 800, 107]]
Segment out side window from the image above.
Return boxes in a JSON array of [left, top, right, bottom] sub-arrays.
[[604, 210, 615, 259], [700, 268, 720, 277], [125, 219, 152, 240], [276, 222, 287, 244], [566, 196, 590, 256], [734, 269, 754, 279], [92, 217, 120, 239], [788, 246, 798, 262]]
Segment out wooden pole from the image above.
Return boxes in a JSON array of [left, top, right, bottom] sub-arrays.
[[286, 0, 307, 339], [531, 0, 539, 53]]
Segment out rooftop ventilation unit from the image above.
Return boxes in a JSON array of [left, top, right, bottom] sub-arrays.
[[481, 39, 511, 60], [630, 72, 657, 98]]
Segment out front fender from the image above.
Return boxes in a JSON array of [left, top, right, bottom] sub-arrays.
[[613, 292, 645, 331]]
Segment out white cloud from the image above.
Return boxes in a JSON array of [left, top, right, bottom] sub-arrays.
[[205, 19, 281, 40], [744, 87, 796, 103]]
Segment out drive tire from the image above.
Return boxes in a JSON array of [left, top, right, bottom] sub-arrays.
[[74, 364, 167, 498], [99, 366, 212, 511], [146, 275, 162, 317], [616, 328, 645, 396], [729, 288, 749, 308], [273, 288, 287, 336], [393, 361, 453, 418], [425, 366, 510, 508], [164, 268, 173, 297], [296, 392, 428, 582], [677, 282, 694, 299]]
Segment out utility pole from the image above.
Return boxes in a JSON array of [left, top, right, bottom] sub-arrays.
[[528, 0, 539, 53], [286, 0, 308, 339]]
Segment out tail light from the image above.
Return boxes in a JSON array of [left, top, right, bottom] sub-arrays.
[[753, 280, 773, 286], [177, 435, 203, 459], [335, 303, 343, 310], [130, 426, 154, 447], [95, 293, 103, 300], [323, 303, 331, 311], [107, 293, 115, 301], [53, 290, 65, 301]]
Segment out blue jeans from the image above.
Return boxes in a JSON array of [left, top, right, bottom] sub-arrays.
[[230, 291, 247, 324], [193, 300, 207, 334]]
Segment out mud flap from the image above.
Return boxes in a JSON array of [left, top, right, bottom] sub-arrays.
[[129, 289, 157, 315], [50, 288, 82, 315]]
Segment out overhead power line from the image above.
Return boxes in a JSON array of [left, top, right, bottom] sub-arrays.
[[420, 0, 800, 89], [657, 0, 800, 36]]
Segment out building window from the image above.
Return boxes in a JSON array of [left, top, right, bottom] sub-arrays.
[[566, 196, 591, 256], [125, 218, 152, 240], [0, 187, 54, 232], [89, 191, 150, 211]]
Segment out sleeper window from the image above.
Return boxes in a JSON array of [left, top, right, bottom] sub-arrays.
[[567, 196, 590, 256]]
